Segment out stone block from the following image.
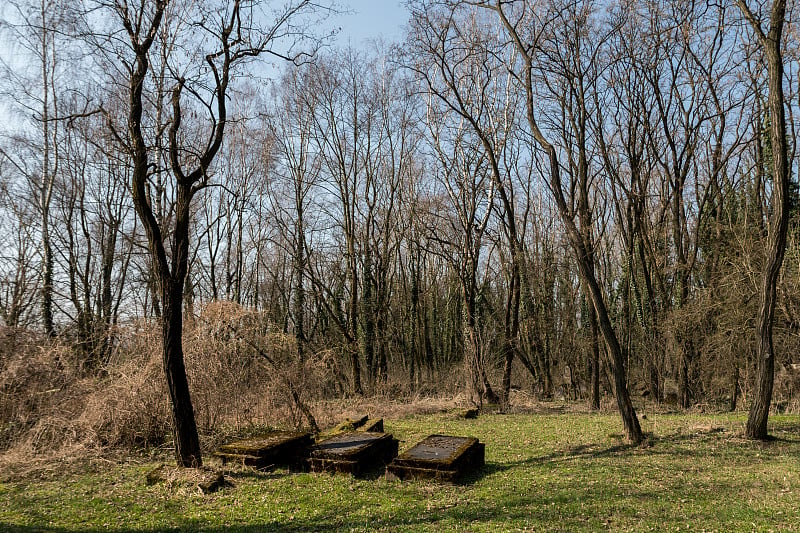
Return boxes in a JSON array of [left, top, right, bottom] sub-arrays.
[[387, 434, 485, 482], [358, 418, 384, 433], [214, 430, 313, 469], [310, 431, 399, 477]]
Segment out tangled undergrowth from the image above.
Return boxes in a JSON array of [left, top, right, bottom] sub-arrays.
[[0, 302, 468, 479]]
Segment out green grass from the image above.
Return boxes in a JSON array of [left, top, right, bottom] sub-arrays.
[[1, 409, 799, 532]]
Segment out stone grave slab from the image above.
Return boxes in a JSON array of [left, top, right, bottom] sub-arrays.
[[358, 417, 384, 433], [214, 430, 313, 469], [310, 431, 399, 477], [317, 415, 370, 440], [387, 434, 485, 482]]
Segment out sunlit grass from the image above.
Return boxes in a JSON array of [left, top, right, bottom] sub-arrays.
[[1, 410, 799, 532]]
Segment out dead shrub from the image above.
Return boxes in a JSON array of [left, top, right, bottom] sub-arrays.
[[0, 328, 84, 451], [1, 300, 473, 466], [186, 301, 336, 434], [80, 346, 171, 450], [71, 302, 346, 455]]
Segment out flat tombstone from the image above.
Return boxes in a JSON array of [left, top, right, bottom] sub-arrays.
[[358, 418, 384, 433], [214, 431, 313, 469], [387, 434, 485, 483], [318, 414, 371, 440], [310, 431, 399, 477]]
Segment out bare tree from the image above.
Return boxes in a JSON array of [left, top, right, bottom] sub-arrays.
[[596, 6, 665, 404], [424, 87, 500, 406], [87, 0, 331, 467], [358, 53, 414, 387], [407, 2, 534, 409], [736, 0, 790, 440], [267, 66, 322, 364], [304, 51, 368, 395], [57, 112, 134, 370], [477, 0, 643, 443], [536, 0, 606, 410], [0, 0, 79, 336], [0, 170, 39, 329]]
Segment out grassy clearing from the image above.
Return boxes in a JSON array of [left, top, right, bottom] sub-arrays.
[[1, 408, 799, 532]]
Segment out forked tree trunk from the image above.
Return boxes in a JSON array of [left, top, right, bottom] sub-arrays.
[[122, 0, 203, 467]]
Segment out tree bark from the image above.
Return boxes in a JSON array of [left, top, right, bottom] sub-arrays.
[[587, 301, 601, 410], [38, 0, 56, 337], [161, 277, 202, 466]]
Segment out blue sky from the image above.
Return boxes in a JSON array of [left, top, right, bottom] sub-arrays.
[[332, 0, 410, 45]]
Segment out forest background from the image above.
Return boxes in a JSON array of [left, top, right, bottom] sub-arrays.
[[1, 0, 800, 466]]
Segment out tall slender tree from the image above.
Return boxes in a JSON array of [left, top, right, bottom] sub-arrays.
[[736, 0, 790, 440], [479, 0, 643, 443]]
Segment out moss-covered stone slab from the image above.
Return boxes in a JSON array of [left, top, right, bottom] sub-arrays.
[[214, 430, 313, 469], [387, 434, 485, 482], [358, 418, 384, 433], [317, 415, 370, 441], [310, 431, 398, 477], [197, 471, 234, 494]]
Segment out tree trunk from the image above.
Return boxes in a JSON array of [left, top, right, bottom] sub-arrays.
[[362, 252, 377, 389], [349, 341, 363, 396], [737, 0, 789, 440], [588, 304, 601, 410], [550, 147, 643, 443], [41, 218, 55, 336], [500, 340, 514, 411], [162, 279, 202, 467], [122, 0, 202, 467], [729, 364, 740, 412], [464, 317, 481, 407], [293, 215, 306, 364], [500, 265, 521, 411], [481, 1, 643, 441], [678, 343, 692, 410], [39, 0, 55, 338], [584, 257, 643, 443]]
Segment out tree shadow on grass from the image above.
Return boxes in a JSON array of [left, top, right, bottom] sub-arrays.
[[501, 440, 640, 469], [0, 471, 755, 533], [769, 421, 800, 440], [6, 423, 799, 533], [484, 427, 751, 472], [0, 489, 598, 533]]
